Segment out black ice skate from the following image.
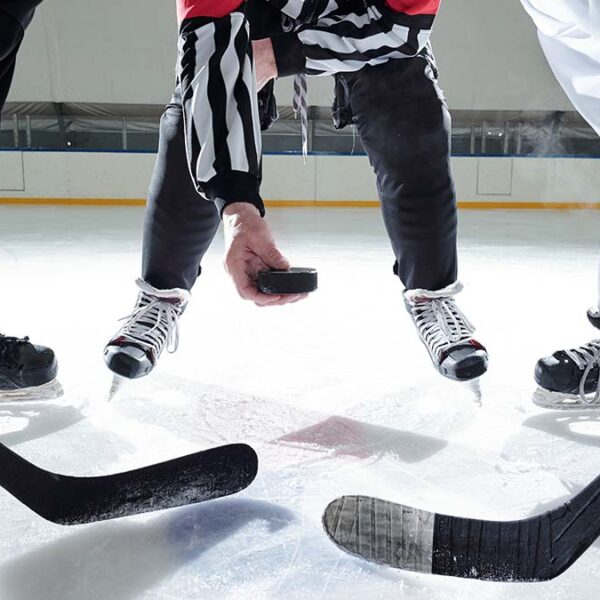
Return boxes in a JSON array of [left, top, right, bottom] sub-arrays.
[[587, 306, 600, 330], [404, 282, 488, 382], [533, 307, 600, 410], [104, 278, 190, 379], [534, 341, 600, 409], [0, 334, 59, 400]]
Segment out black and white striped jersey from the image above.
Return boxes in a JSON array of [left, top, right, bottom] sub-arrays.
[[265, 0, 340, 24], [272, 0, 440, 76], [176, 0, 441, 215], [178, 6, 264, 216]]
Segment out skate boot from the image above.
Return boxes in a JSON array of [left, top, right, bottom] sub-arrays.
[[0, 334, 59, 400], [534, 340, 600, 409], [104, 278, 190, 379], [404, 282, 488, 382], [587, 307, 600, 330], [533, 306, 600, 409]]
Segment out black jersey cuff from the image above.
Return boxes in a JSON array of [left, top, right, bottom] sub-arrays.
[[204, 171, 265, 218], [271, 33, 306, 77]]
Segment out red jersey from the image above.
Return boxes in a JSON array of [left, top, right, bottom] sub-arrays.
[[176, 0, 441, 23], [386, 0, 441, 15], [177, 0, 244, 23]]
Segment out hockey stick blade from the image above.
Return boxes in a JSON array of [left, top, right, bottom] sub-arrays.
[[0, 442, 258, 525], [323, 479, 600, 582]]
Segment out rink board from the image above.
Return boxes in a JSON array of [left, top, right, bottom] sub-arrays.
[[0, 151, 599, 208]]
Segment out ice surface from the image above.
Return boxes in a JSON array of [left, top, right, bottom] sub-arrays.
[[0, 205, 599, 599]]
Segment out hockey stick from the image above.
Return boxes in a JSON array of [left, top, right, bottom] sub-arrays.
[[323, 479, 600, 582], [0, 442, 258, 525]]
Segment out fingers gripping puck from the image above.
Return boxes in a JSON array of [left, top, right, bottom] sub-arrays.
[[258, 268, 318, 295]]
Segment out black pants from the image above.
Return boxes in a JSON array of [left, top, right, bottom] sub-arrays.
[[143, 54, 457, 292], [142, 88, 221, 291], [335, 53, 458, 290]]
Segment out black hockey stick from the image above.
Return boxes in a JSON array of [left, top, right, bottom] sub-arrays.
[[0, 442, 258, 525], [323, 478, 600, 582]]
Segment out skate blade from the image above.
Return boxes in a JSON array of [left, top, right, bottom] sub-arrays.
[[532, 387, 600, 411], [0, 379, 64, 403], [465, 378, 483, 406], [108, 374, 127, 402]]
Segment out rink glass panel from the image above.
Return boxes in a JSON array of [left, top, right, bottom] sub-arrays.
[[2, 104, 600, 158]]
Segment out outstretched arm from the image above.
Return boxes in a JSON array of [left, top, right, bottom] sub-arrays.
[[178, 1, 264, 216], [521, 0, 600, 309], [520, 0, 600, 135], [263, 0, 440, 78], [177, 1, 305, 306]]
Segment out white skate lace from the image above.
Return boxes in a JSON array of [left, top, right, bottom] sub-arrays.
[[116, 281, 188, 359], [411, 297, 475, 361], [282, 14, 309, 158], [565, 340, 600, 404]]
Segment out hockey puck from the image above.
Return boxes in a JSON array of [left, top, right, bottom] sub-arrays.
[[258, 268, 318, 295]]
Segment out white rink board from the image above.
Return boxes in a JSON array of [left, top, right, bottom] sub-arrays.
[[1, 151, 600, 206]]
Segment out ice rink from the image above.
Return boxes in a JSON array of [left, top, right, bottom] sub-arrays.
[[0, 204, 599, 600]]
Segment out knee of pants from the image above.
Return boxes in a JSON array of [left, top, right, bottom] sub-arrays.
[[378, 169, 456, 215], [379, 179, 457, 246], [368, 128, 453, 209], [0, 13, 23, 61]]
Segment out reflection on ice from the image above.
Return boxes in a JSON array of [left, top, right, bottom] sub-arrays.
[[278, 415, 446, 462]]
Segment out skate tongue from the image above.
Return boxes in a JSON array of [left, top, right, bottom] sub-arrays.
[[404, 281, 464, 303], [135, 278, 190, 303]]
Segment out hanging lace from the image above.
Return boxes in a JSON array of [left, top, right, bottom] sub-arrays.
[[115, 279, 189, 360], [293, 73, 309, 158], [564, 340, 600, 404], [282, 13, 309, 158], [410, 297, 476, 360]]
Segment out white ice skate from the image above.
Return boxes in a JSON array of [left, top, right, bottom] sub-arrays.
[[404, 281, 488, 387], [104, 278, 190, 380]]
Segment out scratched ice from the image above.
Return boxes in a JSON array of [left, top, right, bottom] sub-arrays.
[[0, 205, 599, 599]]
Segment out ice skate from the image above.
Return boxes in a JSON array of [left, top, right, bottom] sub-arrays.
[[0, 334, 60, 401], [533, 305, 600, 409], [104, 278, 190, 380], [534, 339, 600, 410], [587, 307, 600, 330], [404, 282, 488, 383]]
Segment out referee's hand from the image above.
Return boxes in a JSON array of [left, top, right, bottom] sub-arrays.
[[253, 38, 278, 91], [223, 203, 307, 307]]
